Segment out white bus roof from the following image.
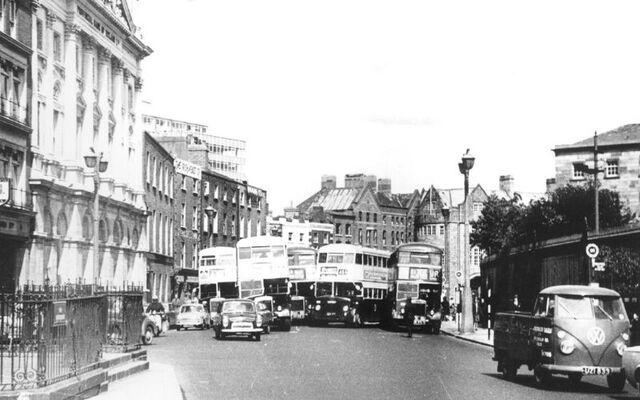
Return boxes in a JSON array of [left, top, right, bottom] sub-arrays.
[[236, 236, 287, 247], [392, 242, 443, 254], [317, 243, 390, 257], [199, 246, 236, 257]]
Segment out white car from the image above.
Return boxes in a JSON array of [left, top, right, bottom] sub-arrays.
[[176, 303, 211, 330]]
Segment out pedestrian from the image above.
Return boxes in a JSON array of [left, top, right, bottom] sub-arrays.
[[404, 297, 414, 338], [441, 297, 450, 321]]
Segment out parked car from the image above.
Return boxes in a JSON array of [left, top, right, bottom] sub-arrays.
[[254, 296, 274, 334], [212, 299, 263, 341], [176, 303, 211, 330], [209, 298, 226, 322]]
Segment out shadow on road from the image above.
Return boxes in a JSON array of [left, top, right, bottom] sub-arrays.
[[482, 372, 628, 396]]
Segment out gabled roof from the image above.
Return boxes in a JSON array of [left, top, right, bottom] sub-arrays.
[[376, 192, 404, 208], [554, 123, 640, 152]]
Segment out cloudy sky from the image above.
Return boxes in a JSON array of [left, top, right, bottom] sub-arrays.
[[131, 0, 640, 214]]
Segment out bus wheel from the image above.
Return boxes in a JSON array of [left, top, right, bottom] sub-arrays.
[[282, 319, 291, 332], [433, 323, 441, 335], [607, 373, 626, 393]]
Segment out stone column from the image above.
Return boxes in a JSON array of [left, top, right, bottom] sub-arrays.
[[132, 76, 143, 190], [111, 59, 124, 186], [97, 47, 111, 154], [30, 1, 40, 151], [81, 35, 95, 152], [63, 22, 80, 163], [43, 11, 56, 156]]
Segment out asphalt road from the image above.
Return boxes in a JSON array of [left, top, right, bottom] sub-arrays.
[[145, 324, 640, 400]]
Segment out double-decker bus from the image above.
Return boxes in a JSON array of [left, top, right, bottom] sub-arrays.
[[287, 246, 318, 322], [384, 242, 443, 334], [313, 244, 392, 324], [198, 247, 238, 300], [236, 236, 292, 331]]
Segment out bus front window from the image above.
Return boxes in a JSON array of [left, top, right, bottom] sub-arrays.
[[397, 282, 418, 300]]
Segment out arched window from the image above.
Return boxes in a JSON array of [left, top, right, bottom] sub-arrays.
[[99, 219, 108, 243], [82, 215, 92, 240], [56, 212, 68, 237], [113, 220, 122, 245]]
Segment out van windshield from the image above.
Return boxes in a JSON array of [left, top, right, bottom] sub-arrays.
[[556, 295, 627, 321]]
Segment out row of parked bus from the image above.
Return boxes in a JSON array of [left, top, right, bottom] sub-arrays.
[[198, 237, 445, 333]]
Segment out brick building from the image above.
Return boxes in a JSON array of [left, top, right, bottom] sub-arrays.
[[548, 124, 640, 217], [0, 0, 34, 289], [266, 216, 334, 248], [172, 158, 201, 298], [143, 132, 174, 303]]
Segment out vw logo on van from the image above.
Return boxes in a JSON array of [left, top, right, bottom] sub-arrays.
[[587, 327, 606, 345]]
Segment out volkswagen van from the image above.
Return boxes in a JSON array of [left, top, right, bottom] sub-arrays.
[[494, 285, 630, 392]]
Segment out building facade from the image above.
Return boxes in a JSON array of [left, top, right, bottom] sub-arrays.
[[267, 216, 333, 248], [142, 114, 246, 182], [172, 157, 201, 298], [0, 0, 34, 289], [25, 0, 151, 288], [143, 132, 173, 303], [549, 124, 640, 217]]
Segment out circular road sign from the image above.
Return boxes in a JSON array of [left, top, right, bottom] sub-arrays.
[[585, 243, 599, 259], [455, 271, 462, 278]]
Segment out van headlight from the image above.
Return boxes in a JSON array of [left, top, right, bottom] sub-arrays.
[[222, 315, 229, 328], [343, 305, 349, 312], [315, 305, 321, 311], [617, 342, 627, 356], [560, 339, 575, 355]]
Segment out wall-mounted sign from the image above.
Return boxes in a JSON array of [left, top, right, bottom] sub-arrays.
[[174, 158, 202, 180], [0, 178, 11, 205], [53, 301, 67, 326]]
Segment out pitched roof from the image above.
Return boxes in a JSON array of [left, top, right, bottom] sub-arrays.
[[297, 188, 361, 212], [555, 123, 640, 151], [376, 192, 405, 208]]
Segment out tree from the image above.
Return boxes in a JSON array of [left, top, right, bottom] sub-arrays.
[[471, 184, 631, 255], [598, 245, 640, 299]]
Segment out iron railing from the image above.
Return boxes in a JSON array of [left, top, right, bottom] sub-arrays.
[[0, 283, 143, 390]]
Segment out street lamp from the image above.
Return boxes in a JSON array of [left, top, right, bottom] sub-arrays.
[[441, 204, 451, 301], [85, 147, 108, 292], [204, 205, 217, 248], [458, 149, 475, 334]]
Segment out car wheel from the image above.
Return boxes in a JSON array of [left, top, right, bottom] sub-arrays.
[[265, 324, 271, 334], [282, 319, 292, 332], [433, 323, 441, 335], [501, 359, 517, 381], [176, 326, 181, 331], [534, 365, 551, 386], [607, 372, 626, 393], [142, 327, 154, 345], [214, 328, 221, 340], [255, 333, 261, 342]]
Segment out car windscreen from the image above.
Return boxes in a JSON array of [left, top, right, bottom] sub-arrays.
[[556, 295, 627, 320], [180, 306, 197, 313], [222, 302, 255, 313]]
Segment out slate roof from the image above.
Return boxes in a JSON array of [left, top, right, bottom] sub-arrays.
[[297, 188, 362, 212], [555, 123, 640, 151]]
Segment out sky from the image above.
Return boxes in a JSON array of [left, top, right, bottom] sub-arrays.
[[130, 0, 640, 215]]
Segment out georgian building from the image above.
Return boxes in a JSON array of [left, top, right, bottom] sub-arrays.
[[548, 124, 640, 218], [143, 132, 173, 303], [0, 0, 34, 289], [25, 0, 151, 287]]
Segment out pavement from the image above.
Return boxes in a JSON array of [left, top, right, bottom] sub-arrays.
[[439, 318, 494, 347], [89, 321, 493, 400], [92, 362, 184, 400]]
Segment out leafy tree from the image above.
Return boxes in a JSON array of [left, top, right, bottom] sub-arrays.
[[598, 245, 640, 299], [471, 183, 631, 255]]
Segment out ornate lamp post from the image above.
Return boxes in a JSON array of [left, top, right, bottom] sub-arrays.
[[458, 149, 475, 334], [84, 148, 108, 292]]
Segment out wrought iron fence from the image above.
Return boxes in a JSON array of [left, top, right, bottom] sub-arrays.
[[0, 282, 143, 390]]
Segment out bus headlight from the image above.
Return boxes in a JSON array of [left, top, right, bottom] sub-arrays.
[[222, 315, 229, 328], [617, 342, 627, 356], [343, 305, 349, 312], [315, 305, 321, 311], [430, 310, 435, 316], [277, 305, 283, 311], [560, 339, 575, 355]]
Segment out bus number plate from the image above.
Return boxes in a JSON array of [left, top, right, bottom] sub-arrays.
[[582, 367, 611, 376]]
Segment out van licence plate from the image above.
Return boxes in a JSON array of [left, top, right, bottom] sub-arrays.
[[582, 367, 611, 375]]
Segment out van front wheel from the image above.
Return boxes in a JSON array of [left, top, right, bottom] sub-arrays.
[[501, 359, 517, 381], [607, 373, 626, 393]]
